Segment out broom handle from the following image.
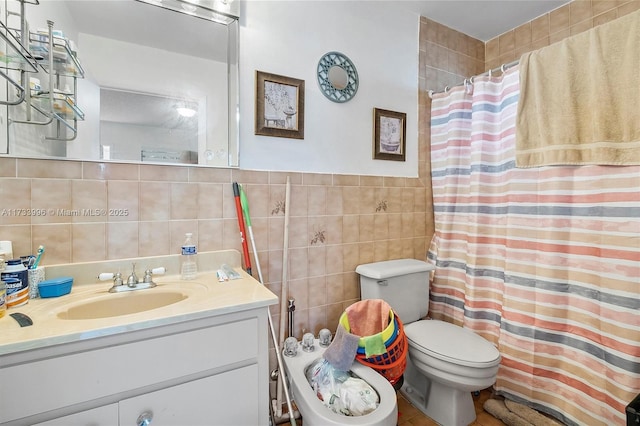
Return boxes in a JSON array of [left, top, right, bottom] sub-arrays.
[[232, 182, 252, 275], [239, 185, 264, 283], [276, 176, 291, 418]]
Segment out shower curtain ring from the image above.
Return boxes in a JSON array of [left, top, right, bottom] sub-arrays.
[[501, 63, 507, 73], [464, 78, 472, 94], [428, 90, 434, 99], [444, 85, 450, 92]]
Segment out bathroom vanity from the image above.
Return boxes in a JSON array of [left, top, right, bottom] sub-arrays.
[[0, 250, 278, 426]]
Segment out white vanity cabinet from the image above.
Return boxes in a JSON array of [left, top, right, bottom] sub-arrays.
[[36, 366, 258, 426], [33, 405, 118, 426], [118, 365, 259, 425], [1, 307, 271, 426]]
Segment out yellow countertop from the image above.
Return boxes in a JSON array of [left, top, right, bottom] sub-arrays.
[[0, 254, 278, 357]]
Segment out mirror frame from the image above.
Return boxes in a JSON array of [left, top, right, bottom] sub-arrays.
[[227, 18, 239, 167]]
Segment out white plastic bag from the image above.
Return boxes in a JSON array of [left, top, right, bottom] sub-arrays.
[[305, 358, 379, 416], [338, 377, 379, 416]]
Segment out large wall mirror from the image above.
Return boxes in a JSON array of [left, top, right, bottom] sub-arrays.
[[0, 0, 239, 167]]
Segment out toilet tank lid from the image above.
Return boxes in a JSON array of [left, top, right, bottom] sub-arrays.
[[356, 259, 435, 279]]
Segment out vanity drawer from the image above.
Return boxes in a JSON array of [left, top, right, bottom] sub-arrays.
[[0, 315, 259, 423]]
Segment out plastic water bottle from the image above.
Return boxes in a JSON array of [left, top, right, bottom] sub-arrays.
[[181, 233, 197, 280]]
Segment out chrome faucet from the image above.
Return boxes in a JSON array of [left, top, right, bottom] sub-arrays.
[[127, 263, 139, 287], [99, 264, 164, 293]]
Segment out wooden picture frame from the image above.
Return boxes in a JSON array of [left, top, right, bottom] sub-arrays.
[[373, 108, 406, 161], [255, 71, 305, 139]]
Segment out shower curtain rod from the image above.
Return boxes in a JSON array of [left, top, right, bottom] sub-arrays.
[[428, 59, 519, 99]]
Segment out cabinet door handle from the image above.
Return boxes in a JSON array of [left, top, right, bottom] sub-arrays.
[[136, 411, 153, 426]]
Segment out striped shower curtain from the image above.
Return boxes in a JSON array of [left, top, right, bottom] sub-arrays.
[[428, 67, 640, 426]]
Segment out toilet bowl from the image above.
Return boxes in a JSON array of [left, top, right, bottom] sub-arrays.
[[281, 338, 398, 426], [401, 320, 501, 426], [356, 259, 502, 426]]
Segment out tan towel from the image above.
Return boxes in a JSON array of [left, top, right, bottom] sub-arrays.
[[516, 9, 640, 167]]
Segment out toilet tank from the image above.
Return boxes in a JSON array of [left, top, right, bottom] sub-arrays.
[[356, 259, 434, 323]]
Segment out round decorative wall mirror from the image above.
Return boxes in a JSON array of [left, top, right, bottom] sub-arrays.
[[317, 51, 358, 103]]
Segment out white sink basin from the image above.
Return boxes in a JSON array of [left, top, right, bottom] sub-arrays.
[[57, 290, 188, 320]]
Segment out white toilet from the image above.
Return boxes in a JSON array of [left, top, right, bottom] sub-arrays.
[[356, 259, 501, 426], [281, 338, 398, 426]]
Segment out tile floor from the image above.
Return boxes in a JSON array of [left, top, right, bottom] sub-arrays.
[[279, 387, 506, 426]]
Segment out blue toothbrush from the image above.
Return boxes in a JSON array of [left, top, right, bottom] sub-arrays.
[[31, 245, 45, 269]]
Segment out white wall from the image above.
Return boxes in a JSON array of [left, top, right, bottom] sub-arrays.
[[239, 0, 420, 177]]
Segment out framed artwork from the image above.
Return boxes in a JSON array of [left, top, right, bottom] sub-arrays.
[[373, 108, 406, 161], [255, 71, 305, 139]]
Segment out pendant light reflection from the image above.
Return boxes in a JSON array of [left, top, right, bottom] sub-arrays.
[[176, 105, 197, 118], [181, 3, 197, 13]]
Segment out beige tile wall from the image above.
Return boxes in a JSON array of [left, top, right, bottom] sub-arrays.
[[420, 17, 486, 94], [0, 157, 428, 339], [485, 0, 640, 73]]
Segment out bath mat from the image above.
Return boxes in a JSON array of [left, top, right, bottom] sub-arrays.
[[484, 398, 565, 426], [483, 399, 533, 426], [504, 399, 564, 426]]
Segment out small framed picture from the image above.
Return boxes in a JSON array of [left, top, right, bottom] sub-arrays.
[[255, 71, 305, 139], [373, 108, 406, 161]]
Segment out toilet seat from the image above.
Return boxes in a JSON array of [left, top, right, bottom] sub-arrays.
[[405, 320, 500, 367]]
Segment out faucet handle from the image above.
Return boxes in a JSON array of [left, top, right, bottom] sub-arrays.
[[143, 267, 153, 283], [104, 271, 125, 293], [98, 271, 125, 285], [143, 266, 166, 284], [114, 271, 123, 286], [151, 266, 166, 275], [98, 272, 114, 281]]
